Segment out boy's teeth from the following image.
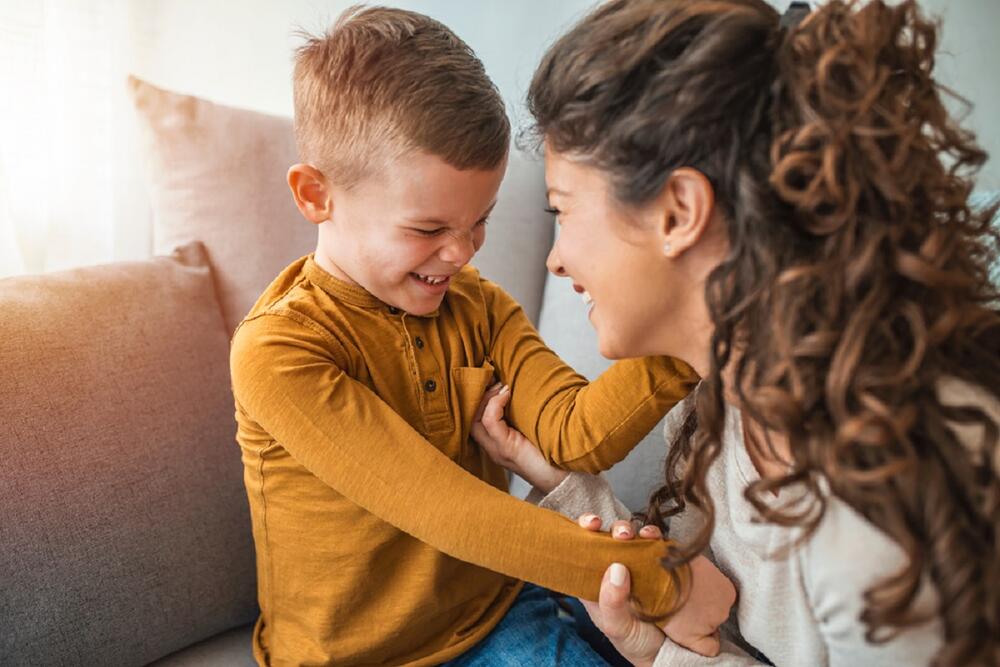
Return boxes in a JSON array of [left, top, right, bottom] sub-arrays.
[[416, 273, 448, 285], [581, 290, 593, 306]]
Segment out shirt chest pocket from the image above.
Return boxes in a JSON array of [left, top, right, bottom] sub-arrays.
[[448, 361, 497, 463]]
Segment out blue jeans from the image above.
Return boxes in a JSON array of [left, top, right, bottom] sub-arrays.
[[442, 584, 631, 667]]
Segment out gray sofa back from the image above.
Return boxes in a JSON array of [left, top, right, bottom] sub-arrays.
[[0, 243, 256, 666]]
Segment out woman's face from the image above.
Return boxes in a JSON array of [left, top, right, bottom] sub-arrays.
[[543, 145, 723, 368]]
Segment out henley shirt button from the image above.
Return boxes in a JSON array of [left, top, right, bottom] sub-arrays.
[[424, 379, 437, 392], [414, 336, 425, 349], [388, 306, 400, 315]]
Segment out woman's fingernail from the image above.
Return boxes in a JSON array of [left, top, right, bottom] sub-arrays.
[[614, 526, 632, 538], [610, 563, 627, 587], [500, 384, 510, 394]]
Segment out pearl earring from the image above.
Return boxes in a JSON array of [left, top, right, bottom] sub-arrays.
[[663, 241, 673, 255]]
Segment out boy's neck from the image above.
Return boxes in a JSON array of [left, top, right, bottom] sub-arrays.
[[314, 247, 359, 287]]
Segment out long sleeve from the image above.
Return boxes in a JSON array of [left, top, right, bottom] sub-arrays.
[[483, 279, 697, 473], [230, 313, 686, 618]]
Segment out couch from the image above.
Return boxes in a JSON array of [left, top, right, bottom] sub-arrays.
[[0, 77, 672, 666]]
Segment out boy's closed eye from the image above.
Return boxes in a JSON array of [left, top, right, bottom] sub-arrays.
[[408, 218, 490, 237]]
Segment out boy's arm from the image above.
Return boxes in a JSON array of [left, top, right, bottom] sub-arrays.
[[230, 313, 685, 618], [483, 280, 698, 473]]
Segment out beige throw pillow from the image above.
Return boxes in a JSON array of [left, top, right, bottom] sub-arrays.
[[128, 76, 312, 334]]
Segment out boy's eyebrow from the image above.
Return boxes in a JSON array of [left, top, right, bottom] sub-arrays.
[[407, 200, 498, 226]]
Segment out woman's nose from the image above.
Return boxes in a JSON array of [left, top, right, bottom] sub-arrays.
[[546, 246, 566, 276]]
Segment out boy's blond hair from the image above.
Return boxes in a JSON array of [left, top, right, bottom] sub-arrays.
[[293, 5, 510, 188]]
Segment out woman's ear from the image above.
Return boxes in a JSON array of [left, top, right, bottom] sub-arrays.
[[287, 164, 333, 225], [656, 167, 715, 257]]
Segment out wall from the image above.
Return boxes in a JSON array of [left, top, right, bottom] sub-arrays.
[[128, 0, 998, 189], [129, 1, 593, 126], [919, 0, 1000, 190]]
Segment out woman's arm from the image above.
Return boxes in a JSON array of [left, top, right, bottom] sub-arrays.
[[533, 474, 755, 666], [801, 495, 944, 666], [591, 562, 765, 667], [525, 469, 758, 666]]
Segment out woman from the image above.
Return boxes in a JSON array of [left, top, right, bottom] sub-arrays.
[[473, 0, 1000, 665]]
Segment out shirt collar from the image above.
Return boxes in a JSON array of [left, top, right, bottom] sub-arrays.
[[303, 255, 441, 317]]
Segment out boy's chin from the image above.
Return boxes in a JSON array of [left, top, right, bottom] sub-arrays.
[[401, 298, 445, 316], [392, 291, 446, 316]]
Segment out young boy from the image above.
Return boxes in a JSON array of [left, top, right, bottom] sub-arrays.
[[229, 7, 706, 666]]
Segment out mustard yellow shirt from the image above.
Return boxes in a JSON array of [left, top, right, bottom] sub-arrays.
[[229, 255, 697, 666]]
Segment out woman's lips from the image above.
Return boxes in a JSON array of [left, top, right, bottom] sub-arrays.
[[571, 283, 593, 307]]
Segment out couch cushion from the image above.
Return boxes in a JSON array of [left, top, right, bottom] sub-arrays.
[[128, 76, 552, 333], [146, 624, 256, 667], [0, 242, 256, 666]]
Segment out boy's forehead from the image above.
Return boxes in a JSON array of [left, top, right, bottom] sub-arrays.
[[376, 151, 505, 223]]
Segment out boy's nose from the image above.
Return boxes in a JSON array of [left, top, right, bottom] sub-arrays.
[[440, 231, 476, 266]]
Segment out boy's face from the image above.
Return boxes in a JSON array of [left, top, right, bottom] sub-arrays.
[[315, 151, 506, 316]]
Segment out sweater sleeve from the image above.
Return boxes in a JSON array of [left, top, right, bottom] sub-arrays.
[[652, 638, 766, 667], [801, 490, 943, 666], [533, 472, 632, 528], [230, 313, 686, 618], [483, 279, 698, 473]]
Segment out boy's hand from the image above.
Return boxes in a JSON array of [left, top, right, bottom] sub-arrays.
[[471, 383, 568, 493], [577, 514, 736, 659]]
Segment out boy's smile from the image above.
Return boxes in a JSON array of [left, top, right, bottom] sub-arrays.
[[302, 150, 506, 316], [410, 272, 453, 295]]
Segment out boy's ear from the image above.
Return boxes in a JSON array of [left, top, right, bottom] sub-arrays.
[[287, 164, 333, 225], [656, 167, 715, 257]]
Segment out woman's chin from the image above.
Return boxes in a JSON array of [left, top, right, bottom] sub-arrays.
[[596, 335, 627, 360], [596, 324, 652, 360]]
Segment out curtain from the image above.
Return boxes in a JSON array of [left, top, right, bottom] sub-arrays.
[[0, 0, 150, 279]]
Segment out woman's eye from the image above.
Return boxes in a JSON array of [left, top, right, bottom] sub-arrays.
[[415, 228, 446, 236], [476, 218, 489, 227]]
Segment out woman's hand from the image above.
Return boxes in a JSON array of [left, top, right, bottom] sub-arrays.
[[660, 554, 736, 657], [577, 515, 667, 667], [578, 515, 737, 661], [471, 383, 569, 493]]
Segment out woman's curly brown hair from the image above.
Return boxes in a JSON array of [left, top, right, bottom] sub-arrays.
[[528, 0, 1000, 664]]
